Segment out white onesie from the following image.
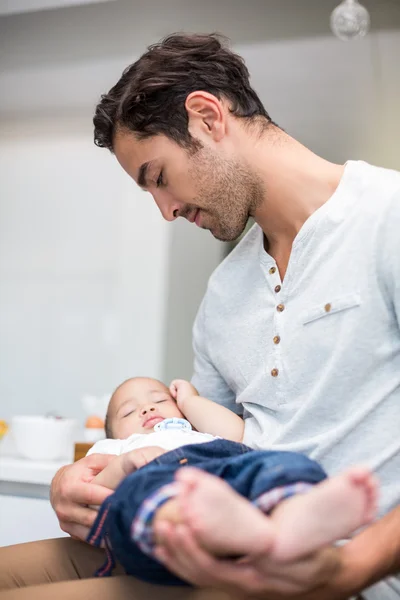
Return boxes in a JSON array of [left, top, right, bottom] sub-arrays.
[[87, 418, 217, 456]]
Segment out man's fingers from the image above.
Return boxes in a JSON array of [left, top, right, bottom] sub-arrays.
[[70, 481, 114, 507], [60, 522, 91, 541], [51, 455, 117, 544], [58, 503, 99, 528], [253, 546, 339, 586], [154, 522, 211, 584], [84, 453, 118, 478], [155, 522, 254, 590]]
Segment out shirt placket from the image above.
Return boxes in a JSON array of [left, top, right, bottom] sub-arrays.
[[267, 265, 284, 387]]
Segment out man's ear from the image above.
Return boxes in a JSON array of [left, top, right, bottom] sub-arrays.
[[186, 91, 226, 142]]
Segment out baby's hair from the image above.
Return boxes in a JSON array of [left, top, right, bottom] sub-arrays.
[[104, 412, 113, 439]]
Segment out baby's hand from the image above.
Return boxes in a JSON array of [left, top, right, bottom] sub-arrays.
[[121, 446, 166, 475], [170, 379, 198, 410]]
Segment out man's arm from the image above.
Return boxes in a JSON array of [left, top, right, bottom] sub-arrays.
[[240, 507, 400, 599], [295, 504, 400, 599], [171, 379, 244, 442]]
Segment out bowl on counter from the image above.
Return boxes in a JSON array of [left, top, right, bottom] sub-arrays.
[[10, 416, 78, 461], [0, 420, 8, 441]]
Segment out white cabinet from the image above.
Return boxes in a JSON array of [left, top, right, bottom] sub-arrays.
[[0, 494, 67, 547], [0, 455, 69, 547]]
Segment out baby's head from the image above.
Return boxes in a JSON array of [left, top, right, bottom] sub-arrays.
[[105, 377, 184, 439]]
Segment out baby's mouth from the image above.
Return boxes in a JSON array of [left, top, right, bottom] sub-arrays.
[[143, 415, 164, 429]]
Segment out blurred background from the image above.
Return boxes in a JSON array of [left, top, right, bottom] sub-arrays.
[[0, 0, 399, 547], [0, 0, 399, 423]]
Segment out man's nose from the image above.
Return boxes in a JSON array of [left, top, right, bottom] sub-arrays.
[[152, 192, 181, 222]]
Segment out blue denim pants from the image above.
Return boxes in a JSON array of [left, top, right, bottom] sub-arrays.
[[87, 439, 326, 586]]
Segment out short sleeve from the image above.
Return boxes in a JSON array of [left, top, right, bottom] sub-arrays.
[[191, 296, 241, 414]]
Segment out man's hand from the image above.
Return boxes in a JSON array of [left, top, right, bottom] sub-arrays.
[[153, 521, 343, 598], [50, 453, 116, 541], [153, 494, 400, 598], [170, 379, 199, 411]]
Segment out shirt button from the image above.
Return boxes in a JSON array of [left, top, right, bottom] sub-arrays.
[[273, 335, 281, 344], [276, 304, 285, 312], [271, 368, 279, 377], [325, 303, 332, 312], [274, 285, 281, 293], [269, 267, 276, 274]]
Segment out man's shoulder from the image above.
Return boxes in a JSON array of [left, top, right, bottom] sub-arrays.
[[357, 163, 400, 243], [354, 161, 400, 210]]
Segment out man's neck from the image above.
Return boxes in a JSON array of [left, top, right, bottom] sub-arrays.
[[247, 130, 345, 251]]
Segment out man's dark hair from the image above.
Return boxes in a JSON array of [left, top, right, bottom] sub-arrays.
[[93, 32, 274, 153]]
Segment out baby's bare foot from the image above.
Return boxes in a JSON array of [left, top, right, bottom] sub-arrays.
[[176, 467, 275, 557], [270, 466, 378, 562]]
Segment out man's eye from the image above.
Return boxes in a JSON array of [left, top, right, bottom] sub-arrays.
[[156, 171, 164, 188]]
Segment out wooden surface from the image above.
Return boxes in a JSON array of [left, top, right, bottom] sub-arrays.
[[74, 442, 94, 462]]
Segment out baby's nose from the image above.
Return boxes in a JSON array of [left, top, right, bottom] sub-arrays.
[[140, 405, 156, 416]]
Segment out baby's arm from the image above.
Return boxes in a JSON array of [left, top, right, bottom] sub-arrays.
[[93, 446, 166, 490], [171, 380, 244, 442]]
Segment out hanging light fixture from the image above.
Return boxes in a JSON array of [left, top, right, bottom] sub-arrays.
[[330, 0, 371, 41]]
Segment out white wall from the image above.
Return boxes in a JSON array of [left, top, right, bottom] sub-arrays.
[[0, 116, 170, 419], [0, 0, 399, 419], [163, 220, 223, 383], [239, 30, 400, 170]]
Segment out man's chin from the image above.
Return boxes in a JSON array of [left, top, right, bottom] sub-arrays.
[[210, 226, 247, 243]]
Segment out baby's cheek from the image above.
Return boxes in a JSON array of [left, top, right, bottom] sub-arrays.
[[111, 423, 122, 439], [114, 418, 136, 439]]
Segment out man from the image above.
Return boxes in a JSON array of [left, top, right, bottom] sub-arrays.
[[2, 32, 400, 600]]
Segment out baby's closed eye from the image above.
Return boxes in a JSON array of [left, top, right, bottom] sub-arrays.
[[123, 409, 136, 418]]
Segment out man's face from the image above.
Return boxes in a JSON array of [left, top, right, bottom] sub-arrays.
[[114, 131, 264, 242]]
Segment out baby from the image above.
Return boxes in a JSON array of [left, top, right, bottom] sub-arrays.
[[87, 376, 377, 586]]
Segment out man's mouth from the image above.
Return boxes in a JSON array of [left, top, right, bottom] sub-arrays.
[[186, 208, 199, 224]]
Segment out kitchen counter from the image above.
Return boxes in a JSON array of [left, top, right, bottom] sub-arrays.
[[0, 426, 96, 475], [0, 455, 67, 488], [0, 433, 71, 496]]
